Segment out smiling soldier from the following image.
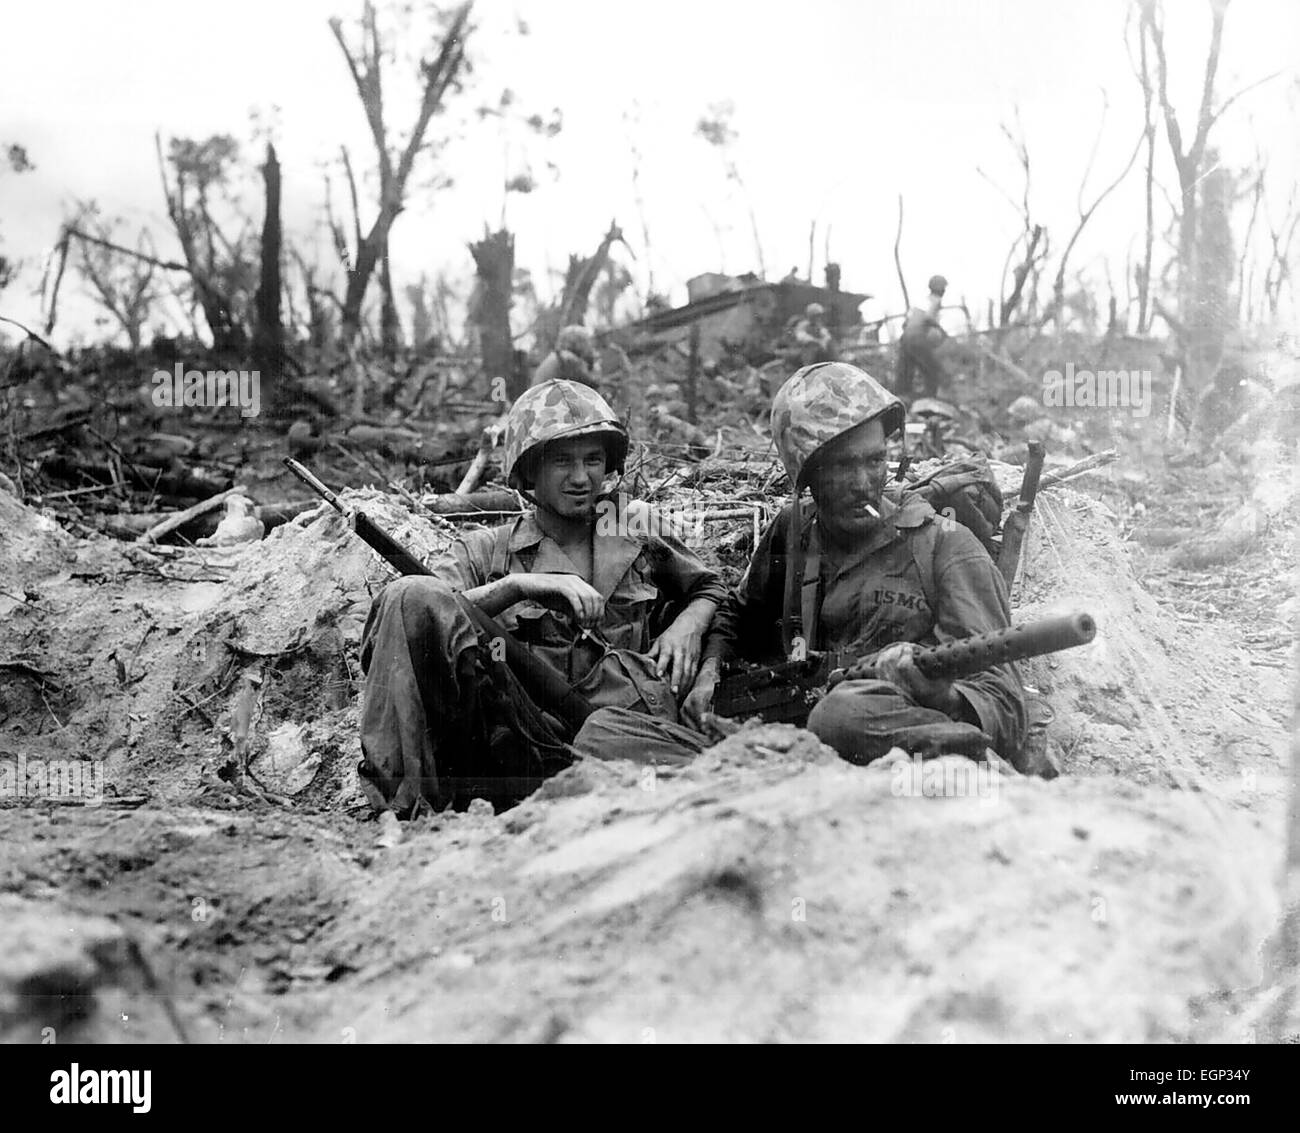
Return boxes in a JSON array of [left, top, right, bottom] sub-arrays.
[[357, 379, 725, 816]]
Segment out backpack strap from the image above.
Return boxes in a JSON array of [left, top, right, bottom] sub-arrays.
[[801, 522, 822, 651], [780, 496, 804, 655], [489, 521, 514, 580], [903, 510, 942, 619]]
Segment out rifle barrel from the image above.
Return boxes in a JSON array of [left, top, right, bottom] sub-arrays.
[[913, 612, 1095, 681], [284, 457, 345, 513], [353, 512, 434, 578]]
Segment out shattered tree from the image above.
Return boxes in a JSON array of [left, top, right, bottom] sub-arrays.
[[328, 1, 474, 347], [468, 227, 518, 397]]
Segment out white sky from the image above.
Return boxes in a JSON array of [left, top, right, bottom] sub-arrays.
[[1, 0, 1297, 345]]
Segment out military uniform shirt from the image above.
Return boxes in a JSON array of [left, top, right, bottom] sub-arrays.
[[431, 499, 727, 718], [704, 496, 1025, 754]]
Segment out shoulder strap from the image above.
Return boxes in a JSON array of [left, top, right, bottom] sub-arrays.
[[906, 518, 942, 618], [489, 521, 514, 579], [801, 522, 822, 651]]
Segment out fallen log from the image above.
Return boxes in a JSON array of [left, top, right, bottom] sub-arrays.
[[41, 455, 230, 500], [343, 423, 450, 464], [18, 410, 92, 442], [455, 423, 503, 496], [421, 489, 521, 514], [1004, 449, 1118, 502], [137, 486, 249, 544], [258, 500, 321, 529], [96, 499, 319, 544]]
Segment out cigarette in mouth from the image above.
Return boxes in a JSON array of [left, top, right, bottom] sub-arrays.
[[861, 502, 879, 518]]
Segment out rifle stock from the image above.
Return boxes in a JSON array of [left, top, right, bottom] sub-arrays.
[[997, 441, 1046, 586]]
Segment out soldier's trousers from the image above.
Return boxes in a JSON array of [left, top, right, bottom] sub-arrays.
[[895, 341, 946, 399], [806, 678, 990, 763], [358, 577, 709, 815], [563, 678, 991, 769]]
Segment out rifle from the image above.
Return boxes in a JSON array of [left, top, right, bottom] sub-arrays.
[[713, 611, 1096, 726], [996, 441, 1046, 586], [283, 458, 595, 732]]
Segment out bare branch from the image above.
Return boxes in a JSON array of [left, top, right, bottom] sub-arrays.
[[1077, 89, 1110, 215], [1210, 68, 1287, 128], [976, 165, 1022, 217], [340, 145, 363, 255], [893, 195, 909, 311], [1190, 0, 1231, 167], [1042, 126, 1147, 328], [65, 226, 189, 273]]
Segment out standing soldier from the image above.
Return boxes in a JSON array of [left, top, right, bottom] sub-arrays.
[[358, 380, 725, 816], [895, 274, 950, 399]]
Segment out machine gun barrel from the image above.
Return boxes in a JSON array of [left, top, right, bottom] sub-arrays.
[[904, 611, 1095, 682]]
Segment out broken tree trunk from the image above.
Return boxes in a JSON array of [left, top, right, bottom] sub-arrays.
[[557, 220, 628, 331], [469, 227, 518, 399], [380, 235, 402, 360], [253, 142, 289, 420], [1001, 224, 1044, 328], [685, 323, 700, 425]]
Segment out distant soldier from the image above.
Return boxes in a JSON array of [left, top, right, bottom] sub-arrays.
[[896, 274, 949, 400], [792, 302, 835, 366], [532, 325, 598, 389]]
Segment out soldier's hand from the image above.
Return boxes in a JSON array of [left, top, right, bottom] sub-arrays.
[[872, 642, 959, 712], [647, 617, 706, 695], [680, 662, 719, 730], [513, 573, 604, 629]]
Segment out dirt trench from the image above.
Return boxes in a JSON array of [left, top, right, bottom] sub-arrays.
[[0, 454, 1293, 1043]]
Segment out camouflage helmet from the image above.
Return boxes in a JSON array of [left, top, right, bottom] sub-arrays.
[[771, 362, 905, 488], [556, 324, 595, 365], [503, 379, 628, 490], [927, 274, 949, 295]]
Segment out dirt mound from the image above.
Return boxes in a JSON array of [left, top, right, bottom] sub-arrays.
[[305, 728, 1277, 1043], [980, 467, 1290, 793], [128, 490, 455, 803], [0, 472, 1291, 1044], [0, 895, 188, 1043], [0, 489, 76, 602], [0, 487, 452, 806], [4, 468, 1287, 811]]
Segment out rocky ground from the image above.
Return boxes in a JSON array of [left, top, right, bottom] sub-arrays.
[[1, 369, 1297, 1044]]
